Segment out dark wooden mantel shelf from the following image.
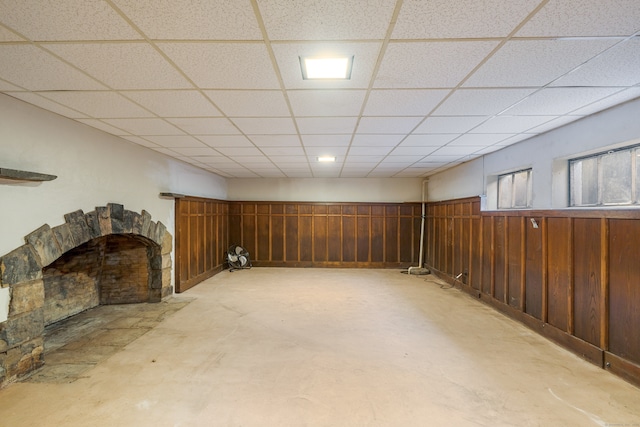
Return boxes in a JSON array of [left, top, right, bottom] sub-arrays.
[[0, 167, 57, 182]]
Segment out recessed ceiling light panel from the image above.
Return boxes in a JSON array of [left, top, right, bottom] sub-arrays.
[[317, 156, 336, 162], [300, 56, 353, 80]]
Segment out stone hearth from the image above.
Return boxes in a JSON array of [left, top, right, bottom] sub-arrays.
[[0, 204, 173, 387]]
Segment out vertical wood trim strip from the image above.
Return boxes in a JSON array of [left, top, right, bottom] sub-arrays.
[[568, 218, 575, 335], [490, 216, 496, 298], [269, 204, 273, 262], [520, 216, 526, 312], [600, 217, 609, 351], [541, 217, 549, 323], [504, 215, 509, 305], [478, 211, 484, 291], [468, 204, 473, 288]]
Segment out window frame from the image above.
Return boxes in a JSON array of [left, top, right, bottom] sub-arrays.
[[569, 144, 640, 207], [497, 168, 533, 209]]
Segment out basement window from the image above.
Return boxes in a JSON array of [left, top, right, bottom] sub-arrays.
[[570, 145, 639, 206], [498, 169, 532, 209]]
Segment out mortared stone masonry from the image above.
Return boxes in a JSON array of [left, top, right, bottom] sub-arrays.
[[0, 204, 172, 387]]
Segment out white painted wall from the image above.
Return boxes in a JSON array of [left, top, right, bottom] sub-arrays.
[[427, 97, 640, 209], [0, 94, 228, 320], [227, 177, 425, 202]]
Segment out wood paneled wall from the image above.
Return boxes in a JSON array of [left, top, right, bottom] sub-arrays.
[[229, 202, 422, 268], [426, 196, 640, 386], [174, 197, 228, 293]]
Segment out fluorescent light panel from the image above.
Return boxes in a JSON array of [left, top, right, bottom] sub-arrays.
[[300, 56, 353, 80], [317, 156, 336, 162]]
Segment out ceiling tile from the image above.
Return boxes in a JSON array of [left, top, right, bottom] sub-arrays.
[[413, 116, 489, 133], [236, 156, 275, 164], [261, 146, 305, 156], [471, 115, 556, 133], [432, 146, 484, 155], [363, 89, 449, 116], [143, 135, 205, 147], [278, 164, 312, 171], [570, 87, 640, 116], [0, 79, 23, 91], [473, 146, 505, 155], [198, 156, 237, 165], [121, 136, 158, 148], [167, 117, 239, 134], [302, 135, 352, 146], [374, 41, 499, 88], [288, 90, 366, 116], [112, 0, 261, 40], [250, 135, 301, 147], [206, 90, 290, 117], [197, 135, 255, 147], [464, 39, 616, 87], [215, 146, 263, 156], [7, 92, 88, 118], [124, 90, 221, 117], [0, 45, 105, 90], [377, 160, 418, 167], [40, 91, 153, 118], [270, 155, 309, 164], [390, 146, 439, 156], [516, 0, 640, 37], [357, 117, 423, 134], [348, 146, 393, 156], [170, 147, 220, 156], [351, 134, 404, 146], [304, 146, 348, 157], [0, 0, 141, 41], [493, 134, 536, 147], [47, 43, 192, 90], [75, 119, 130, 136], [344, 156, 385, 163], [0, 25, 24, 41], [342, 161, 379, 168], [433, 88, 536, 116], [400, 134, 458, 146], [231, 118, 296, 134], [272, 42, 381, 90], [393, 0, 538, 39], [551, 39, 640, 87], [284, 171, 313, 178], [297, 117, 358, 134], [448, 134, 515, 146], [159, 42, 279, 89], [258, 0, 396, 40], [104, 118, 184, 135], [503, 87, 621, 115], [525, 116, 584, 134]]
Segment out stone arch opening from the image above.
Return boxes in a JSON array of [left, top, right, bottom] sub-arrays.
[[0, 203, 173, 386]]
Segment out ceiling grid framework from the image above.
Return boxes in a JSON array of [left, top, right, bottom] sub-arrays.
[[0, 0, 639, 179]]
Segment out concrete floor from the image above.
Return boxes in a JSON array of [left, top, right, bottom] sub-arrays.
[[1, 268, 639, 426]]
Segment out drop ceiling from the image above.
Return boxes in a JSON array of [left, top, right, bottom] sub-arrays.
[[1, 0, 639, 179]]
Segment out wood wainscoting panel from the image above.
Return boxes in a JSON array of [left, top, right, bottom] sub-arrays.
[[608, 219, 640, 365], [424, 197, 640, 386], [229, 202, 420, 268], [547, 217, 572, 332], [573, 218, 602, 347], [175, 197, 228, 293], [525, 216, 544, 320]]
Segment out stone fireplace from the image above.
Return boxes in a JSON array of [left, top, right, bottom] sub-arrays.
[[0, 204, 173, 387]]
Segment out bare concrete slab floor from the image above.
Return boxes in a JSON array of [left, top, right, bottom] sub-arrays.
[[1, 268, 639, 426]]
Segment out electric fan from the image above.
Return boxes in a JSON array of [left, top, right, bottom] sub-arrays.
[[226, 244, 252, 272]]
